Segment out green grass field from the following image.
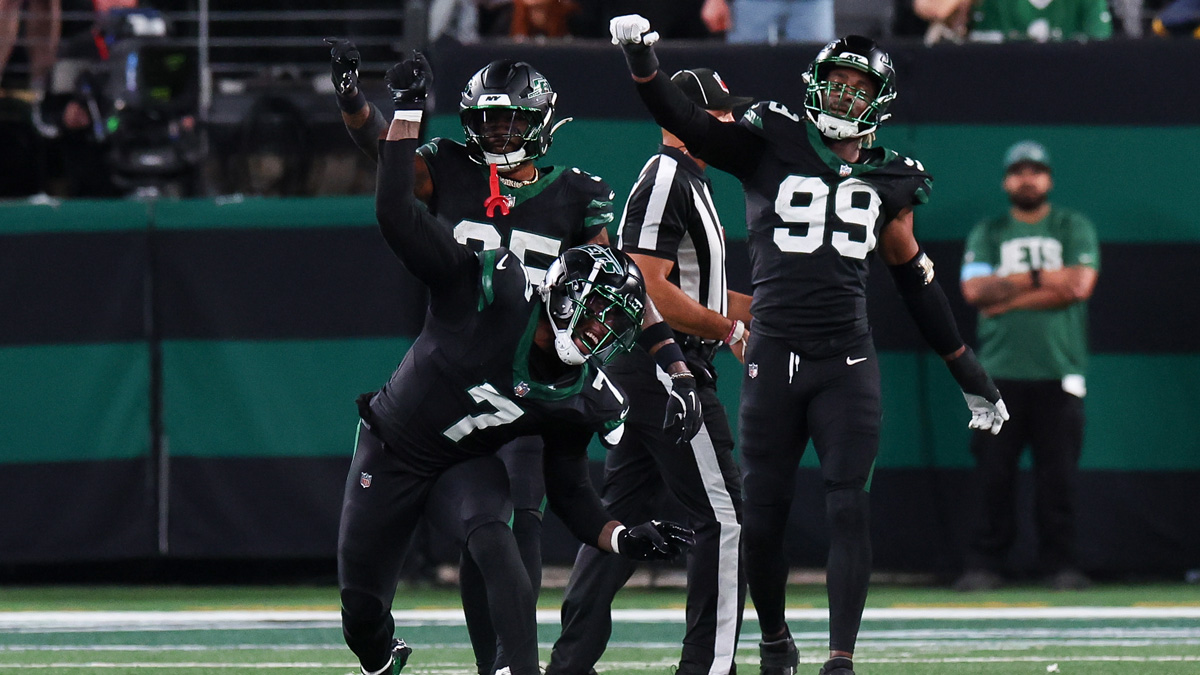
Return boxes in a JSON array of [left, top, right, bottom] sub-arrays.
[[1, 583, 1199, 674]]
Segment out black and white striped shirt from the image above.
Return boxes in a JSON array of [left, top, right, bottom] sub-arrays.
[[617, 145, 729, 327]]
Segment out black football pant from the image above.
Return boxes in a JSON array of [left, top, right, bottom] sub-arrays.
[[338, 423, 539, 675], [548, 351, 744, 675], [459, 435, 546, 675], [965, 378, 1085, 574], [739, 333, 879, 655]]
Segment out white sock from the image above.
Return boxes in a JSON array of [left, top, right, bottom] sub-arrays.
[[362, 655, 394, 675]]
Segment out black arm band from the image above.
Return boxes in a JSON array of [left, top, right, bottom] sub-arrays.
[[347, 102, 387, 161], [621, 44, 660, 79], [946, 346, 1001, 402], [638, 320, 687, 370], [336, 87, 367, 114], [637, 320, 674, 352], [653, 340, 686, 371], [889, 250, 965, 356]]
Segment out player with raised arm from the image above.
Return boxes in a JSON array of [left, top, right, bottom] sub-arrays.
[[608, 18, 1009, 675], [338, 51, 701, 675], [324, 39, 618, 675]]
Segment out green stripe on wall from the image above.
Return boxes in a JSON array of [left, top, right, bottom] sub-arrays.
[[0, 343, 149, 463], [431, 116, 1200, 244], [153, 196, 377, 230], [0, 199, 147, 235], [161, 338, 412, 458], [882, 125, 1200, 243], [2, 123, 1194, 243]]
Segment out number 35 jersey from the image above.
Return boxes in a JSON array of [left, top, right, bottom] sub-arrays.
[[737, 102, 933, 351], [417, 138, 615, 285], [362, 249, 629, 478]]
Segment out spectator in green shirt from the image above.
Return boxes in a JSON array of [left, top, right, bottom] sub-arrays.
[[955, 140, 1100, 592], [970, 0, 1114, 41]]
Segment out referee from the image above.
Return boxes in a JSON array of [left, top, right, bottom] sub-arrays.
[[546, 68, 753, 675]]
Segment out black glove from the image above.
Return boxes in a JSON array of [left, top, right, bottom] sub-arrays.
[[324, 37, 360, 97], [663, 374, 702, 444], [385, 51, 434, 112], [616, 520, 694, 561]]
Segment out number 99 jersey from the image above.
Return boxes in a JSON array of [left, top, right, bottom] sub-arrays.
[[417, 138, 615, 286], [737, 101, 933, 352]]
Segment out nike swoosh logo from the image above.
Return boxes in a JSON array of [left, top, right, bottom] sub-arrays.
[[496, 254, 508, 270], [846, 357, 868, 366]]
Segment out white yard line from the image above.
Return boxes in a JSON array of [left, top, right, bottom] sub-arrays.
[[2, 606, 1200, 631]]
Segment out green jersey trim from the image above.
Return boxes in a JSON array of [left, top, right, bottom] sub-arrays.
[[511, 308, 589, 401], [490, 166, 567, 208], [805, 121, 898, 176], [585, 198, 615, 228], [478, 249, 498, 311]]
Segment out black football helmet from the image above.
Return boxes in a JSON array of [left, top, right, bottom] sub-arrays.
[[460, 60, 560, 168], [541, 244, 646, 366], [802, 35, 897, 140]]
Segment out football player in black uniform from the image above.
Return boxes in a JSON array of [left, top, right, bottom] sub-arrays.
[[341, 52, 702, 675], [324, 41, 615, 675], [609, 17, 1010, 675]]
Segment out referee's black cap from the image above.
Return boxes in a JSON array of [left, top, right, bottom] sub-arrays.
[[670, 68, 754, 111]]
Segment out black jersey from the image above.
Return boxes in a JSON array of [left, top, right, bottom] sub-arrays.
[[736, 101, 932, 344], [635, 78, 933, 355], [369, 139, 629, 478], [417, 138, 615, 285]]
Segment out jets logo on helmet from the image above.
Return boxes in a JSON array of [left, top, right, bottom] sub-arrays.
[[541, 245, 647, 366], [802, 35, 898, 141]]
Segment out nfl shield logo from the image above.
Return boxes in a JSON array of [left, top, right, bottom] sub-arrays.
[[839, 164, 852, 177], [360, 472, 372, 488], [748, 363, 759, 379], [514, 381, 531, 397]]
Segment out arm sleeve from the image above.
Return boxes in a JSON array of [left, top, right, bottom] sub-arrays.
[[347, 102, 387, 161], [890, 251, 967, 357], [619, 156, 689, 259], [541, 429, 613, 545], [635, 74, 764, 180], [376, 138, 478, 291]]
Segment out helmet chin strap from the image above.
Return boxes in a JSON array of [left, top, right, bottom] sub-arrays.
[[553, 332, 588, 366]]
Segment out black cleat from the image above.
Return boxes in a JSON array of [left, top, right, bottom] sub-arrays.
[[390, 639, 413, 673], [818, 657, 854, 674], [759, 632, 798, 675], [357, 639, 413, 675]]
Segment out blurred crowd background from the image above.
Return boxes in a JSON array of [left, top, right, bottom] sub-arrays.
[[0, 0, 1197, 201]]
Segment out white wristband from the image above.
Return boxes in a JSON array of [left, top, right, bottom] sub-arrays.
[[609, 525, 627, 553], [724, 319, 746, 345], [392, 109, 423, 122]]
